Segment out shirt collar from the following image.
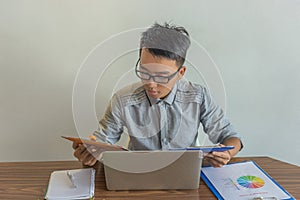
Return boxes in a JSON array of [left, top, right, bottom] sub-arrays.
[[146, 82, 178, 106]]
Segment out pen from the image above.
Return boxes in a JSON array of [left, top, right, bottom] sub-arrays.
[[67, 171, 77, 188], [169, 146, 234, 152]]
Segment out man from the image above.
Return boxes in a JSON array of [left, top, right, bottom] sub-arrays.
[[73, 22, 242, 167]]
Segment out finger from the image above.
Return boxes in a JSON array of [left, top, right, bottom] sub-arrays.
[[204, 152, 215, 159], [72, 141, 79, 149], [80, 148, 93, 161], [81, 150, 98, 166], [205, 152, 230, 167], [205, 157, 224, 168], [73, 144, 85, 159], [210, 156, 226, 167], [73, 144, 98, 166], [84, 144, 106, 157], [86, 145, 98, 154], [204, 153, 224, 167], [83, 157, 98, 166], [86, 146, 105, 162], [211, 154, 230, 166], [212, 151, 231, 161], [81, 153, 95, 166], [81, 147, 101, 162]]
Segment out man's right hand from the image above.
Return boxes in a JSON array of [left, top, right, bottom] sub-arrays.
[[72, 142, 99, 166]]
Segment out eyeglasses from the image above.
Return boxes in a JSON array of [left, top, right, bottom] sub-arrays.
[[135, 58, 182, 84]]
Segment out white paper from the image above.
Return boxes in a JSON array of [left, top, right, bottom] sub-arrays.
[[202, 161, 292, 200], [45, 168, 95, 200]]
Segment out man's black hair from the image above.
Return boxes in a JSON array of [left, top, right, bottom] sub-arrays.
[[139, 22, 191, 67]]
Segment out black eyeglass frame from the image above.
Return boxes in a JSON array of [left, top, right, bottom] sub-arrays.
[[135, 58, 182, 84]]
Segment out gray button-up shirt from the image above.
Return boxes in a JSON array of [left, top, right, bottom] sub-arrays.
[[93, 79, 241, 150]]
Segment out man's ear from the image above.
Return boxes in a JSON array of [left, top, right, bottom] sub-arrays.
[[178, 66, 186, 79]]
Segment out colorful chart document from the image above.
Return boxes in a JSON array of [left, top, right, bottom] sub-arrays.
[[201, 161, 294, 200]]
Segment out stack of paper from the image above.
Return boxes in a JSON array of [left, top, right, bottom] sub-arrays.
[[45, 168, 95, 200]]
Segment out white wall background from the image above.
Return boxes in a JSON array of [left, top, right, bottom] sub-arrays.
[[0, 0, 299, 165]]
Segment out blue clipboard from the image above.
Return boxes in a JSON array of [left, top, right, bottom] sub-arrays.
[[201, 160, 295, 200], [169, 146, 234, 153]]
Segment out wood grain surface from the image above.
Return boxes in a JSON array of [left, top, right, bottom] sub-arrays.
[[0, 157, 299, 200]]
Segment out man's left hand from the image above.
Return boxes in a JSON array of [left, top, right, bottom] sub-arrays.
[[204, 144, 231, 167]]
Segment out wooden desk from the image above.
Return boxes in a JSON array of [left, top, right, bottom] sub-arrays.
[[0, 157, 299, 200]]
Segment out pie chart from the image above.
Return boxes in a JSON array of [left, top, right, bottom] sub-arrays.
[[237, 175, 265, 189]]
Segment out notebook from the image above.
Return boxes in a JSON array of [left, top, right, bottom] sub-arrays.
[[102, 150, 203, 190], [45, 168, 95, 200]]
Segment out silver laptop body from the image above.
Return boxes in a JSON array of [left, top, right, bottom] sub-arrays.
[[102, 150, 203, 190]]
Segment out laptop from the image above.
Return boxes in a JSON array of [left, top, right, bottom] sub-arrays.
[[102, 150, 203, 190]]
